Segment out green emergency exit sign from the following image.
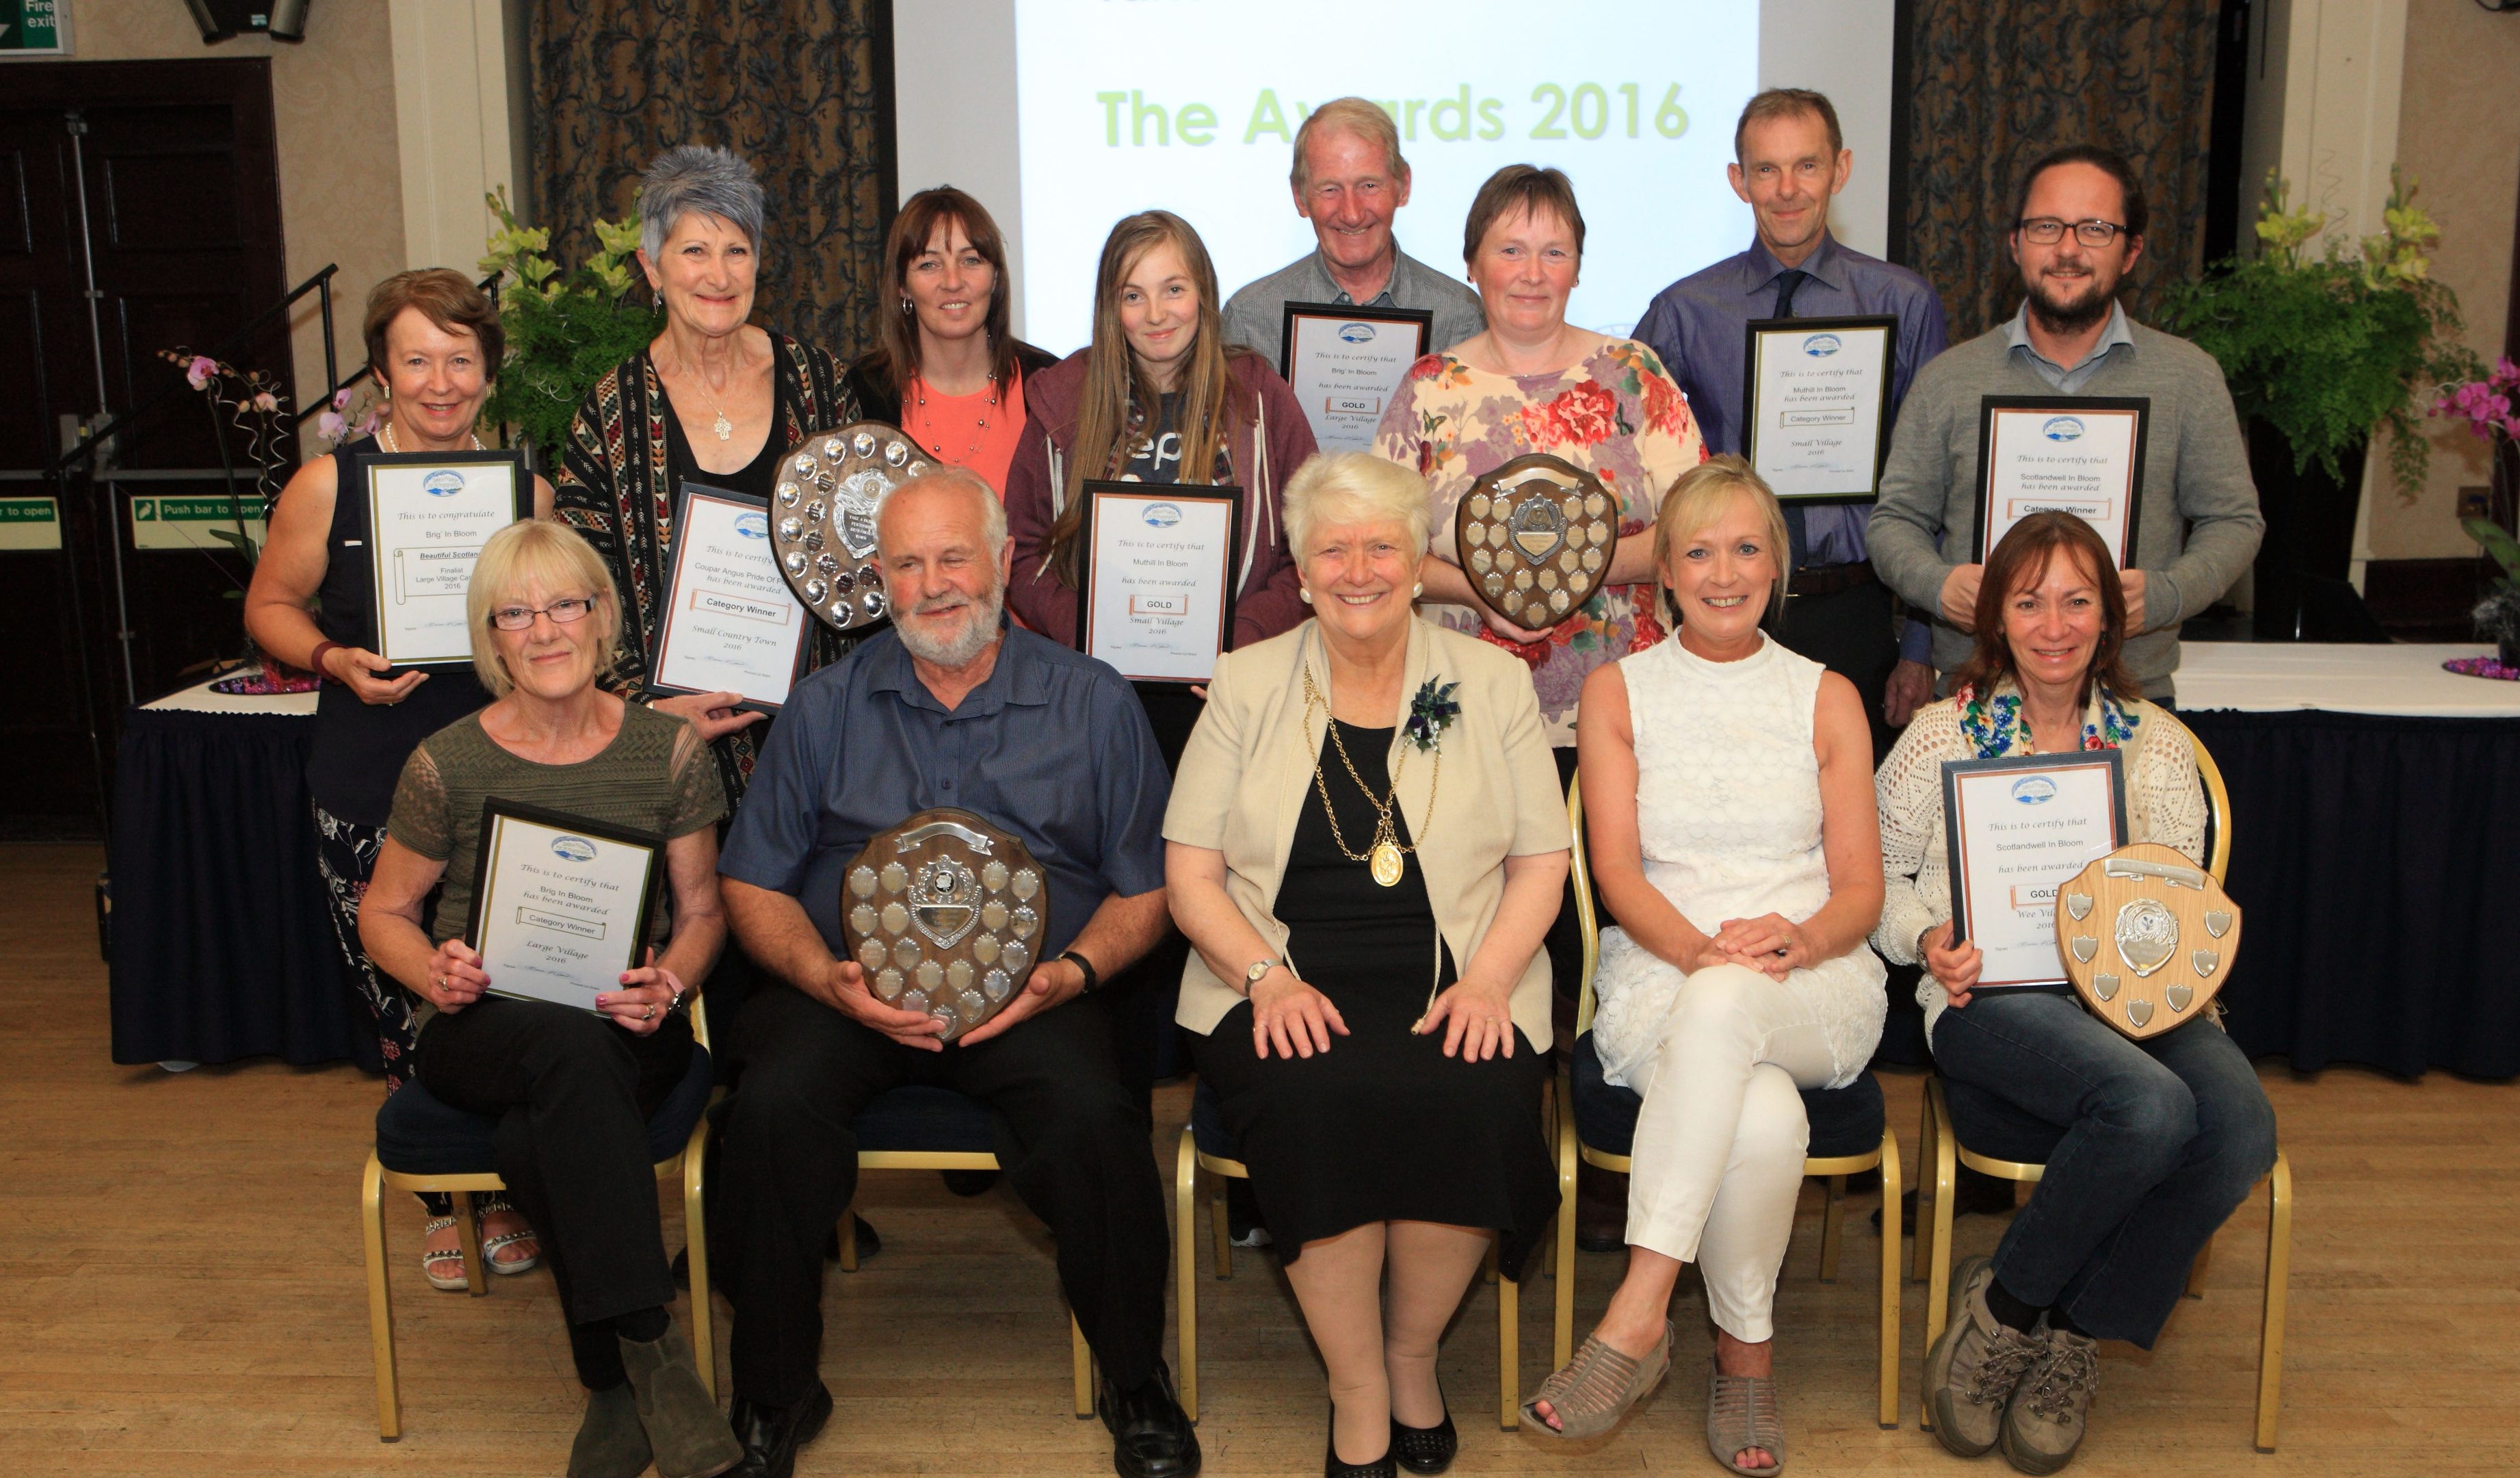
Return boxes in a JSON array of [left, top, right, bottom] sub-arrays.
[[0, 1, 68, 57]]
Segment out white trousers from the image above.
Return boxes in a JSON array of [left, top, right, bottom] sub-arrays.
[[1623, 963, 1838, 1343]]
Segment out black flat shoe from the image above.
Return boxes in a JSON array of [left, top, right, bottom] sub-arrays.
[[1325, 1414, 1397, 1478], [726, 1381, 832, 1478], [1390, 1401, 1456, 1475], [1099, 1360, 1200, 1478]]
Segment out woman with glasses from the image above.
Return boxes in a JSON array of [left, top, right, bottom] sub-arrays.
[[246, 268, 553, 1292], [358, 519, 742, 1478]]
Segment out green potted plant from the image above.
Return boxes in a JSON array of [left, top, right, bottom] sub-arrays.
[[2437, 358, 2520, 669], [476, 188, 660, 467], [2160, 172, 2482, 638]]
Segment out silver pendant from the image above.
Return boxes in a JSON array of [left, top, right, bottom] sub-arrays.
[[1369, 841, 1404, 888], [712, 410, 733, 441]]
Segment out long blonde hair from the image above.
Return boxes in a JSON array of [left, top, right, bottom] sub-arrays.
[[1045, 211, 1250, 586]]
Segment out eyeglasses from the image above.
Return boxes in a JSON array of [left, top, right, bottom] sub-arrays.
[[2017, 217, 2130, 247], [489, 596, 596, 631]]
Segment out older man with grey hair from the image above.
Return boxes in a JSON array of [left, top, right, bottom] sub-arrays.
[[713, 467, 1195, 1478], [1220, 97, 1485, 360]]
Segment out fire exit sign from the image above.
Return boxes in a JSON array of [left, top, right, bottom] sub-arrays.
[[0, 1, 70, 57]]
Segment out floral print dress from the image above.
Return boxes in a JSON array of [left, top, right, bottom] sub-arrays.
[[1373, 339, 1705, 744]]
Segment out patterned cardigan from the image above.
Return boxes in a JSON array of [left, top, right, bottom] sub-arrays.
[[553, 335, 859, 799]]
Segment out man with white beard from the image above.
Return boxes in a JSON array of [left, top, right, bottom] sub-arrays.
[[711, 465, 1198, 1478]]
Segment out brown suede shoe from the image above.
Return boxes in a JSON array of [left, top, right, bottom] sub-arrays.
[[618, 1322, 742, 1478], [570, 1382, 652, 1478]]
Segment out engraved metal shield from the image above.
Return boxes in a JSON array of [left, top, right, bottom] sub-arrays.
[[773, 420, 933, 631], [2055, 842, 2242, 1041], [1452, 453, 1617, 630], [839, 808, 1049, 1043]]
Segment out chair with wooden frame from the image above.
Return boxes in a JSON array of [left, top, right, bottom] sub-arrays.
[[1551, 778, 1904, 1429], [1171, 1075, 1558, 1430], [1914, 719, 2294, 1451], [360, 999, 719, 1442], [837, 1086, 1096, 1419]]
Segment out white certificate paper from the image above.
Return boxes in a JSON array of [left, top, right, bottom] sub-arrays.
[[1976, 398, 2148, 567], [363, 452, 526, 667], [651, 484, 811, 710], [1742, 316, 1895, 501], [1080, 484, 1241, 684], [469, 805, 659, 1011], [1943, 751, 2127, 990], [1279, 303, 1432, 456]]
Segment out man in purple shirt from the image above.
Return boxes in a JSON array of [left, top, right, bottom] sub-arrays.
[[1633, 88, 1949, 758]]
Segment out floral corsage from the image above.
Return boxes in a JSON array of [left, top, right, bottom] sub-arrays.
[[1405, 677, 1460, 753]]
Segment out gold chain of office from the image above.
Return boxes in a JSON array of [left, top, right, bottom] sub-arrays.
[[1300, 666, 1438, 887]]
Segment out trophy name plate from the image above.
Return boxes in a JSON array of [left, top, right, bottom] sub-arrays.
[[839, 808, 1049, 1043], [1452, 453, 1618, 629], [774, 420, 937, 631], [2055, 842, 2242, 1040]]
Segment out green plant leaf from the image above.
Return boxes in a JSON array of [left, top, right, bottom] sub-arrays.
[[2463, 517, 2520, 584]]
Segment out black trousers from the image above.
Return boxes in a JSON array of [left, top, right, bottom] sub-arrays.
[[1774, 577, 1902, 762], [717, 983, 1169, 1406], [415, 997, 692, 1387]]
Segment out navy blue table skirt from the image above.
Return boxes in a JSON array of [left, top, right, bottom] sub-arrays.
[[108, 703, 374, 1069]]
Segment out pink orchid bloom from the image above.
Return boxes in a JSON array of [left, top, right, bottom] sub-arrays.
[[332, 387, 354, 410], [251, 390, 280, 413], [317, 410, 347, 441], [185, 355, 218, 391]]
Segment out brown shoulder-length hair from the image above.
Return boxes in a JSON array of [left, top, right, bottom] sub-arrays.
[[1045, 210, 1251, 586], [1462, 164, 1586, 267], [364, 268, 504, 383], [1950, 511, 2138, 706], [867, 187, 1021, 400]]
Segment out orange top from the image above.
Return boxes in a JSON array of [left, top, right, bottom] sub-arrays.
[[901, 369, 1028, 497]]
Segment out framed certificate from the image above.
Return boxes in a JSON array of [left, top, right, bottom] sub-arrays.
[[1278, 302, 1434, 455], [1077, 482, 1244, 684], [1740, 315, 1897, 503], [1973, 397, 2149, 566], [648, 480, 813, 712], [356, 448, 531, 669], [464, 799, 663, 1012], [1941, 751, 2129, 991]]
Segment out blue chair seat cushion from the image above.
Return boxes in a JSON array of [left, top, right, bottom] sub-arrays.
[[376, 1043, 713, 1178], [1941, 1077, 2069, 1167], [1571, 1033, 1883, 1163], [850, 1085, 1004, 1155]]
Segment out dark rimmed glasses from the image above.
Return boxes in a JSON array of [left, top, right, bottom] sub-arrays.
[[2017, 217, 2131, 247]]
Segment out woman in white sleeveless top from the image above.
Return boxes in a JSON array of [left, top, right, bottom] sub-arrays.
[[1525, 457, 1884, 1475]]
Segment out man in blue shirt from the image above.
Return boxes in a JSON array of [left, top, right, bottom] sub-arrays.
[[713, 467, 1196, 1478], [1634, 88, 1950, 758]]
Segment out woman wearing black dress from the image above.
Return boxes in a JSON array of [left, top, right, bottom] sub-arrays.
[[1166, 452, 1570, 1477]]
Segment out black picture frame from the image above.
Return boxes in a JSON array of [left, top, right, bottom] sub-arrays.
[[464, 796, 665, 1012], [1940, 749, 2128, 991], [1075, 481, 1246, 685], [350, 446, 532, 673], [1277, 299, 1435, 384], [646, 478, 813, 714], [1971, 396, 2150, 564], [1737, 313, 1900, 504]]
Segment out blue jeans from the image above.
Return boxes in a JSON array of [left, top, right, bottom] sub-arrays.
[[1930, 992, 2276, 1347]]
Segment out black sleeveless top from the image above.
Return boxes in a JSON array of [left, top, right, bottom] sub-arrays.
[[306, 435, 493, 826]]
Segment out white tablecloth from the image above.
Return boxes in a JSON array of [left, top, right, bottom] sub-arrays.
[[2174, 643, 2520, 717], [142, 671, 319, 717]]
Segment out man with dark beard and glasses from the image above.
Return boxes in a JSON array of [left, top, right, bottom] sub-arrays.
[[1867, 145, 2261, 704], [710, 465, 1199, 1478]]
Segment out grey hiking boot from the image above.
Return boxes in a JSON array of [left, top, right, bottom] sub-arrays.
[[2001, 1327, 2099, 1475], [1924, 1256, 2047, 1457]]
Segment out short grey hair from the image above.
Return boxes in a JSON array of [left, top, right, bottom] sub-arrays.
[[1283, 452, 1430, 560], [877, 463, 1008, 559], [638, 145, 766, 262], [1291, 98, 1408, 194]]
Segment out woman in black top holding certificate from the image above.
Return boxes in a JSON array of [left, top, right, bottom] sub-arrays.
[[245, 268, 553, 1290], [360, 519, 739, 1478], [1872, 513, 2274, 1473]]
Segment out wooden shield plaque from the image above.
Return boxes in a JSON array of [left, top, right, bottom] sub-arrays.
[[1452, 453, 1618, 629], [2055, 842, 2241, 1040], [774, 420, 934, 631], [840, 809, 1049, 1043]]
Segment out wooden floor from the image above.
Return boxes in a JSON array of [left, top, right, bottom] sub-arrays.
[[5, 842, 2516, 1477]]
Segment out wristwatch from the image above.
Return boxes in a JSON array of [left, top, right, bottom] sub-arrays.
[[1244, 959, 1282, 994], [1057, 950, 1101, 996]]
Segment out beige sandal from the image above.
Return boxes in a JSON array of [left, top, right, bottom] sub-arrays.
[[420, 1217, 469, 1291], [1519, 1321, 1673, 1440], [1707, 1370, 1785, 1475]]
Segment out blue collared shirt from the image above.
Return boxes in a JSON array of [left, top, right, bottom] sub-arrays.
[[720, 623, 1171, 965], [1633, 232, 1952, 567], [2002, 300, 2136, 393]]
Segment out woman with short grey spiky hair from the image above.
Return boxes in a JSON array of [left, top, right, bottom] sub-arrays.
[[554, 144, 861, 809]]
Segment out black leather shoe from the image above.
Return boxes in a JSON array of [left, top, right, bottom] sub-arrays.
[[817, 1217, 882, 1262], [941, 1168, 1001, 1197], [1098, 1360, 1200, 1478], [1324, 1405, 1396, 1477], [1389, 1401, 1455, 1475], [726, 1381, 832, 1478]]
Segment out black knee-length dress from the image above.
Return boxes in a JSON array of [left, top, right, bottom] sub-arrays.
[[1191, 720, 1559, 1275]]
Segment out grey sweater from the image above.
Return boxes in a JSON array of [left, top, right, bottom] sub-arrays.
[[1865, 320, 2264, 692]]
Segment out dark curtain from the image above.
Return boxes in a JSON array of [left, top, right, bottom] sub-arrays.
[[1902, 0, 2221, 341], [525, 0, 895, 361]]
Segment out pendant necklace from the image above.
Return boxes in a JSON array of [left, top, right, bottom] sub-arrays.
[[666, 350, 736, 440], [912, 372, 999, 462], [1301, 666, 1439, 887]]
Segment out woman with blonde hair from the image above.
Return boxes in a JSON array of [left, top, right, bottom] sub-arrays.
[[358, 520, 739, 1478], [1005, 209, 1317, 763], [1527, 457, 1883, 1475]]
